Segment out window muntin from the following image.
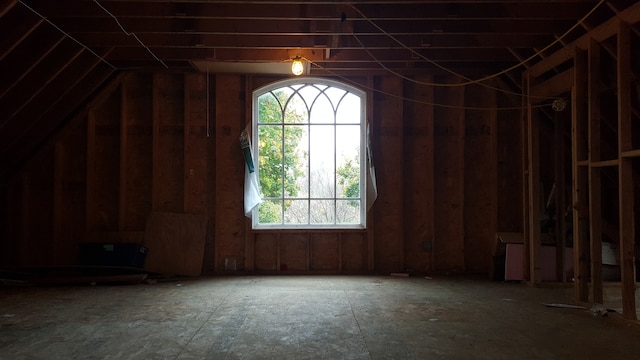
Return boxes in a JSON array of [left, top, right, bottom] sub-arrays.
[[252, 78, 366, 229]]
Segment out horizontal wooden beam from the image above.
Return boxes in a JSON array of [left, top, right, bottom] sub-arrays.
[[103, 46, 521, 63], [72, 32, 553, 50], [529, 68, 573, 103], [621, 149, 640, 158], [32, 1, 596, 21], [52, 17, 574, 35], [0, 6, 43, 61], [589, 159, 619, 168]]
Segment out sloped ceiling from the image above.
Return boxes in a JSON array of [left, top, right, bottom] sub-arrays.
[[1, 0, 639, 180]]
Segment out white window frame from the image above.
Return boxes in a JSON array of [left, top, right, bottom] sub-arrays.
[[252, 77, 367, 230]]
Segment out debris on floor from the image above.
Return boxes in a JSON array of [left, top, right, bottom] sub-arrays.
[[543, 303, 587, 310], [542, 303, 617, 317], [390, 272, 410, 277], [590, 304, 615, 317]]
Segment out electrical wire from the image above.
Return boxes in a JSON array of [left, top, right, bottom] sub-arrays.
[[346, 0, 605, 88], [350, 31, 548, 100], [18, 0, 117, 70], [92, 0, 168, 69], [305, 58, 552, 111]]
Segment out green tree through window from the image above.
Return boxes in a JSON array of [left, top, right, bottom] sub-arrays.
[[252, 79, 366, 229]]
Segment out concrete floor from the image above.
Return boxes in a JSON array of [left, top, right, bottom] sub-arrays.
[[1, 275, 640, 360]]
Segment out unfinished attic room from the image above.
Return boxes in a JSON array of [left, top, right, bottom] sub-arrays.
[[3, 0, 640, 358]]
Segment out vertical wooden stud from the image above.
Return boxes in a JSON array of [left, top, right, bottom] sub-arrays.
[[214, 74, 246, 272], [86, 111, 96, 232], [372, 75, 404, 273], [463, 84, 497, 273], [403, 76, 435, 273], [53, 142, 64, 264], [152, 74, 185, 213], [526, 72, 542, 285], [617, 20, 636, 320], [119, 79, 129, 231], [588, 38, 603, 303], [184, 73, 209, 214], [554, 111, 567, 282], [489, 90, 499, 277], [572, 47, 590, 301], [522, 74, 531, 281], [433, 77, 465, 272]]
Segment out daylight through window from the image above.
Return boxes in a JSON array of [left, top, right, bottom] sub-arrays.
[[252, 78, 366, 229]]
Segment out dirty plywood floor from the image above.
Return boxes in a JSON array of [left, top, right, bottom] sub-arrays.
[[1, 275, 640, 359]]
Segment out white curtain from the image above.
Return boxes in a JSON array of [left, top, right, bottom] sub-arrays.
[[240, 124, 262, 217]]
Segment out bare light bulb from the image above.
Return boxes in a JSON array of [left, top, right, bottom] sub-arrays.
[[291, 57, 304, 76]]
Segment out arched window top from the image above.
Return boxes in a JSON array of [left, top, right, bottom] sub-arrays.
[[254, 77, 365, 102]]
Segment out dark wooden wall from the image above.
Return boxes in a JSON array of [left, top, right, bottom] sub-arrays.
[[0, 72, 523, 275]]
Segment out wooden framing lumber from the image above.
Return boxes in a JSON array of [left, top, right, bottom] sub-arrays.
[[526, 73, 542, 285], [621, 149, 640, 158], [587, 38, 603, 304], [616, 20, 636, 320], [554, 111, 566, 282], [521, 74, 530, 281], [372, 75, 404, 273], [523, 73, 542, 285], [590, 159, 619, 167], [529, 69, 573, 102], [572, 47, 589, 301]]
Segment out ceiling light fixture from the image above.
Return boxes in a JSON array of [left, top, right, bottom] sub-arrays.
[[291, 56, 304, 76], [551, 98, 567, 112]]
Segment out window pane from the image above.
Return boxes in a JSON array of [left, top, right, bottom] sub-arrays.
[[258, 125, 283, 198], [258, 93, 283, 124], [310, 125, 335, 198], [310, 200, 335, 224], [284, 200, 309, 224], [284, 92, 308, 124], [336, 125, 360, 199], [258, 199, 283, 224], [324, 87, 347, 111], [284, 125, 308, 197], [337, 199, 360, 224], [298, 85, 322, 108], [336, 93, 361, 124], [309, 93, 334, 124]]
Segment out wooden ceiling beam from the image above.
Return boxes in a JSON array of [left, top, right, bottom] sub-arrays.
[[0, 5, 43, 61], [308, 60, 517, 76], [49, 17, 575, 35], [0, 0, 18, 17], [30, 1, 595, 20], [0, 37, 74, 101], [0, 63, 117, 181], [102, 46, 518, 63], [0, 28, 68, 108], [0, 42, 85, 130], [0, 48, 114, 158], [70, 32, 552, 50]]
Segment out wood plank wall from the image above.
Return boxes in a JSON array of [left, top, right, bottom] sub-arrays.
[[0, 72, 522, 276]]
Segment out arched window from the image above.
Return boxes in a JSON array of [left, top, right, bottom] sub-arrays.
[[251, 78, 367, 229]]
